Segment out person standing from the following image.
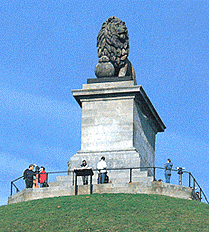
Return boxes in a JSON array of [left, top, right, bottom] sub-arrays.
[[97, 156, 107, 184], [23, 164, 35, 188], [39, 166, 48, 187], [80, 160, 88, 185], [164, 159, 173, 183]]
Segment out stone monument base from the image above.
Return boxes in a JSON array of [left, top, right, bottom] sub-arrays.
[[70, 79, 166, 185], [67, 148, 154, 185]]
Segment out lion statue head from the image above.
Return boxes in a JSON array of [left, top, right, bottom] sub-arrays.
[[95, 16, 136, 83]]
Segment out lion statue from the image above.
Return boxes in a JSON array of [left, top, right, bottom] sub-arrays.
[[95, 16, 136, 84]]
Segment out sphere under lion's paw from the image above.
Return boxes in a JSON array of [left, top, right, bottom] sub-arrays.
[[95, 61, 115, 78]]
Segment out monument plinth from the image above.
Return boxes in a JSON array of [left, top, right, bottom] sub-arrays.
[[68, 78, 165, 184]]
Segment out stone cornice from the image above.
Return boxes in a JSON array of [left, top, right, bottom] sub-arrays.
[[72, 81, 166, 133]]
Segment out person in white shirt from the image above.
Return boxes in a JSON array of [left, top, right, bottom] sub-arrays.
[[97, 156, 107, 184]]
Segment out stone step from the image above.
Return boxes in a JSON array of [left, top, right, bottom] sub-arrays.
[[48, 175, 153, 190], [132, 176, 153, 183], [55, 170, 149, 183]]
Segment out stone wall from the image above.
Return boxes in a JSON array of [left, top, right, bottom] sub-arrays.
[[8, 181, 192, 205]]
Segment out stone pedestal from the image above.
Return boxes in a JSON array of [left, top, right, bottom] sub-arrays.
[[69, 78, 165, 184]]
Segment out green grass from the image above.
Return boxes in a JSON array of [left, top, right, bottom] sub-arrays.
[[0, 194, 208, 232]]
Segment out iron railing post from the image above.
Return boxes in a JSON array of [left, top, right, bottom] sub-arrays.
[[193, 177, 196, 190], [90, 175, 93, 194], [189, 172, 191, 187], [46, 173, 48, 183], [129, 168, 132, 183], [200, 188, 202, 202], [75, 172, 78, 195], [11, 182, 13, 196], [153, 167, 156, 181], [72, 171, 74, 186]]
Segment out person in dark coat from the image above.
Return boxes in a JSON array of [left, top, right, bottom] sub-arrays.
[[23, 164, 35, 188], [80, 160, 88, 185], [164, 159, 173, 183]]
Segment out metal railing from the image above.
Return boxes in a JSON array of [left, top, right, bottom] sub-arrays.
[[10, 166, 208, 204], [187, 171, 208, 203], [10, 171, 69, 196]]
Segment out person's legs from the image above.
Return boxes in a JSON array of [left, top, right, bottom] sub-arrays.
[[25, 180, 28, 188], [82, 176, 85, 185], [165, 173, 168, 183], [167, 174, 171, 183], [101, 173, 105, 184], [98, 173, 101, 184], [165, 173, 171, 183], [82, 176, 88, 185], [26, 181, 33, 188], [84, 176, 88, 185]]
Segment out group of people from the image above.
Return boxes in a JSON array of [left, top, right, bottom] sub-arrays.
[[80, 157, 173, 185], [23, 158, 173, 189], [80, 156, 108, 185], [23, 164, 48, 188], [23, 157, 108, 189]]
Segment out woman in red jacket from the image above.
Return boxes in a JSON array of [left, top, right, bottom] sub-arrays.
[[39, 166, 48, 187]]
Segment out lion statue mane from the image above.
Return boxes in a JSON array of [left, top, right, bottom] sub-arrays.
[[95, 16, 136, 83]]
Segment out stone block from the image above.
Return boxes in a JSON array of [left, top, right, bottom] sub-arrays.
[[70, 81, 165, 185]]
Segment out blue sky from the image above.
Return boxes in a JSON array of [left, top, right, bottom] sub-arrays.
[[0, 1, 208, 205]]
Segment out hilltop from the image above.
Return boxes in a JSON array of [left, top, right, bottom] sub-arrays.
[[0, 194, 208, 231]]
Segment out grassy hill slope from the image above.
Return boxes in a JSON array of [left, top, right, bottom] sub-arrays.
[[0, 194, 208, 232]]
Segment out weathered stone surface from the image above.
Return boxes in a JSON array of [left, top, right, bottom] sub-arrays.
[[70, 81, 166, 178], [95, 60, 115, 77]]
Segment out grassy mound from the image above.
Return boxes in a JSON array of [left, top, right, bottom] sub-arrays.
[[0, 194, 208, 231]]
